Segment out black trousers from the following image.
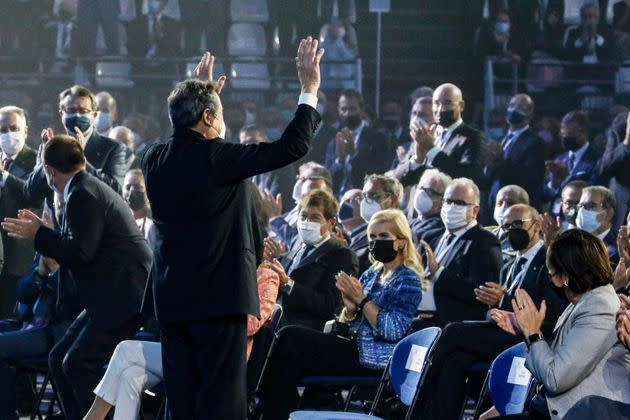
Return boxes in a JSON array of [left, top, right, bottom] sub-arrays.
[[48, 311, 141, 420], [415, 321, 521, 420], [259, 326, 377, 420], [160, 315, 248, 420]]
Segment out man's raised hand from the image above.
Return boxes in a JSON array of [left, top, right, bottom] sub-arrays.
[[296, 36, 325, 95], [193, 52, 227, 94]]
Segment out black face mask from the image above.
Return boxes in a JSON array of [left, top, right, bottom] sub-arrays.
[[369, 239, 398, 263], [506, 228, 531, 251], [127, 190, 147, 211], [436, 110, 457, 128], [562, 206, 578, 225], [561, 136, 581, 151], [338, 201, 355, 222], [340, 115, 362, 130], [506, 108, 527, 126]]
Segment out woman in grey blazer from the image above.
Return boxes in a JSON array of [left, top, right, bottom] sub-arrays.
[[491, 229, 630, 419]]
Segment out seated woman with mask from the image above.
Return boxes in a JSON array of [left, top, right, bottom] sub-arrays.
[[487, 229, 630, 419], [258, 209, 425, 420]]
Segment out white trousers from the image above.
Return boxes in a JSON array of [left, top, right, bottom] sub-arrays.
[[93, 340, 163, 420]]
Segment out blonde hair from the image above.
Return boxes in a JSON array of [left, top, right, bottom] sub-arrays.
[[367, 209, 428, 290]]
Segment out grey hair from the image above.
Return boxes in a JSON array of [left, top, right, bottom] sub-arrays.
[[364, 174, 404, 201], [419, 169, 452, 195], [449, 177, 480, 205], [0, 106, 27, 126], [498, 184, 530, 205], [584, 186, 616, 210], [167, 80, 220, 129]]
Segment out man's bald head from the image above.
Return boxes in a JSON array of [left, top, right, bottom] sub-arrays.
[[433, 83, 465, 126], [109, 126, 135, 151], [503, 204, 541, 251]]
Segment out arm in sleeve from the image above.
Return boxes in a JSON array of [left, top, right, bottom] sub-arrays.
[[34, 190, 105, 266], [92, 143, 126, 193], [247, 269, 280, 337], [374, 273, 423, 341], [15, 256, 41, 305], [525, 303, 618, 395]]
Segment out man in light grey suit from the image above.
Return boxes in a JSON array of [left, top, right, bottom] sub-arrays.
[[493, 229, 630, 419]]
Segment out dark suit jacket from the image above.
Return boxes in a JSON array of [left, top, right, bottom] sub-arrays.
[[348, 222, 370, 275], [498, 244, 568, 336], [603, 229, 619, 268], [301, 122, 336, 165], [543, 144, 600, 202], [410, 214, 445, 251], [562, 25, 614, 62], [326, 125, 392, 194], [141, 104, 320, 321], [599, 135, 630, 189], [0, 145, 37, 277], [280, 238, 358, 330], [33, 171, 152, 330], [389, 123, 484, 187], [485, 128, 546, 208], [252, 163, 296, 212], [434, 224, 503, 324]]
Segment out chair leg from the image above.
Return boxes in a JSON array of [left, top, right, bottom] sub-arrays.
[[343, 385, 357, 412], [471, 371, 491, 420], [30, 371, 50, 420]]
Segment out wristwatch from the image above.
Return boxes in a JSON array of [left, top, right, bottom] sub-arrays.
[[525, 332, 544, 349]]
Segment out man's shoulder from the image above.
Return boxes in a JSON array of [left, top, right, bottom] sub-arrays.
[[454, 123, 484, 142], [92, 132, 125, 153], [465, 224, 501, 245]]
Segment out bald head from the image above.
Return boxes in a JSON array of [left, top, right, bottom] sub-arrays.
[[109, 126, 135, 151], [433, 83, 464, 127], [503, 204, 541, 252], [507, 94, 534, 129]]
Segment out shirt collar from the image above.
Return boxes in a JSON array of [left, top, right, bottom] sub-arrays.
[[1, 148, 21, 161], [309, 234, 331, 249], [448, 219, 478, 238], [570, 141, 590, 163], [508, 124, 529, 138], [597, 229, 611, 242], [349, 223, 367, 237], [518, 240, 544, 261], [443, 118, 463, 133]]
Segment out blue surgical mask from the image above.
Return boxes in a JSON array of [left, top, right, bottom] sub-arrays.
[[95, 111, 111, 134], [576, 208, 603, 233], [495, 22, 510, 34], [64, 113, 92, 135]]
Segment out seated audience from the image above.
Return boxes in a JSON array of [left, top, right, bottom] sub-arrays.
[[415, 204, 568, 420], [359, 174, 403, 224], [488, 229, 630, 419], [266, 189, 358, 330], [562, 2, 613, 63], [544, 111, 599, 209], [337, 189, 370, 275], [325, 89, 392, 195], [540, 180, 588, 245], [576, 185, 618, 266], [489, 185, 530, 256], [474, 9, 522, 62], [414, 178, 503, 329], [389, 83, 484, 187], [258, 209, 424, 419], [409, 168, 450, 250]]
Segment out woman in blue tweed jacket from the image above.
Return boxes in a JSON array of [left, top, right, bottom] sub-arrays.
[[259, 209, 426, 419]]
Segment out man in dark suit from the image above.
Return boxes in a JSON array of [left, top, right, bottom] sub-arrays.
[[389, 83, 484, 188], [277, 190, 358, 330], [325, 89, 392, 195], [414, 204, 568, 420], [484, 94, 545, 209], [544, 111, 599, 209], [240, 124, 296, 212], [576, 186, 619, 266], [2, 135, 151, 420], [19, 85, 127, 207], [140, 41, 324, 419], [487, 184, 531, 262], [415, 178, 503, 328], [0, 106, 38, 317], [409, 168, 450, 251], [562, 2, 614, 63]]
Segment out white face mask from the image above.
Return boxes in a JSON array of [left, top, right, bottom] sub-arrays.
[[94, 111, 111, 134], [0, 131, 25, 157], [414, 189, 434, 215], [576, 208, 602, 233], [297, 219, 323, 246], [494, 206, 507, 227], [360, 198, 382, 223], [441, 202, 470, 231], [292, 180, 303, 202], [219, 118, 226, 139]]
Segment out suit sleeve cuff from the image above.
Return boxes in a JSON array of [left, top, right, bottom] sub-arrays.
[[298, 93, 318, 110], [282, 278, 295, 295], [426, 146, 441, 164]]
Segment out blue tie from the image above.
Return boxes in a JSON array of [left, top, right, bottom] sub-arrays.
[[567, 152, 575, 173], [501, 132, 516, 159]]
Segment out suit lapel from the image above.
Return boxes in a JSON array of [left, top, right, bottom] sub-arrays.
[[439, 232, 469, 268], [8, 146, 34, 179], [293, 239, 334, 272]]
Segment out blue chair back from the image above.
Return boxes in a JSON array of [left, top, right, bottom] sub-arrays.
[[388, 327, 442, 406], [488, 342, 532, 416]]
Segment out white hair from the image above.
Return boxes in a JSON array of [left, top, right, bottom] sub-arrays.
[[419, 169, 452, 195], [448, 177, 480, 205]]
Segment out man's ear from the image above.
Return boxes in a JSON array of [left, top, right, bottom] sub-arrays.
[[202, 109, 214, 127]]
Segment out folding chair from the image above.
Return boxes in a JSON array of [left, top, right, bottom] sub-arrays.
[[13, 357, 61, 420], [472, 342, 533, 419], [289, 327, 443, 420]]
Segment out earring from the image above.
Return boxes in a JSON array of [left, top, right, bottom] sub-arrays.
[[563, 279, 569, 287]]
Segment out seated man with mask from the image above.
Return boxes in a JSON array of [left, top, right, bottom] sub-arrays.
[[267, 189, 358, 330], [337, 189, 370, 275], [576, 185, 618, 266], [414, 204, 568, 420], [540, 180, 587, 244], [413, 178, 503, 329], [488, 184, 530, 259], [410, 168, 450, 251]]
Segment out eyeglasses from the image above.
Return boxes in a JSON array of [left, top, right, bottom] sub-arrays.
[[62, 107, 93, 115], [443, 198, 475, 207], [362, 192, 391, 204], [420, 186, 443, 198], [501, 218, 532, 231], [561, 199, 579, 207], [577, 202, 605, 211]]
